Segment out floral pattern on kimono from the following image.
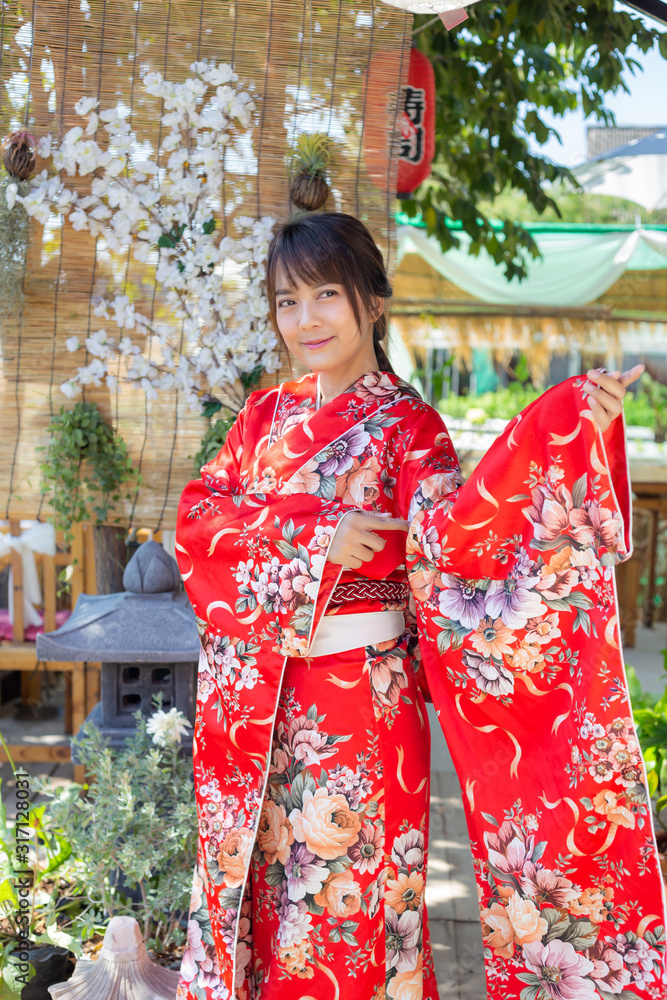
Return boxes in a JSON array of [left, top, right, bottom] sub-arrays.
[[175, 369, 667, 1000], [407, 377, 667, 999], [246, 629, 436, 999], [175, 371, 454, 999]]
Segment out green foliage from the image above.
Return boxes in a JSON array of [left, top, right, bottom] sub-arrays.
[[406, 3, 665, 279], [29, 694, 197, 956], [439, 383, 545, 420], [0, 732, 83, 996], [636, 372, 667, 443], [39, 401, 138, 541], [194, 415, 234, 474], [438, 381, 661, 430], [480, 183, 667, 226], [291, 132, 332, 175], [0, 175, 30, 315], [627, 654, 667, 827]]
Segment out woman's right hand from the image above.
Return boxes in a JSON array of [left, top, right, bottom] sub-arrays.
[[327, 512, 409, 570]]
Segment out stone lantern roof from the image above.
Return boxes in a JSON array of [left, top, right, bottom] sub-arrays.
[[36, 541, 200, 663]]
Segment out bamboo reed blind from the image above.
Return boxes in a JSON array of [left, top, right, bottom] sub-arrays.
[[0, 0, 412, 529]]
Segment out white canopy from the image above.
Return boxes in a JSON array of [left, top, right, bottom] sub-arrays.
[[572, 130, 667, 213], [396, 224, 667, 306]]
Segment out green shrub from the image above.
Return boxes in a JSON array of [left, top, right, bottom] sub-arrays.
[[438, 381, 660, 431], [30, 694, 196, 958], [627, 653, 667, 829]]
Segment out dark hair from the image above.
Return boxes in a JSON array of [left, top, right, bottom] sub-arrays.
[[265, 212, 395, 374]]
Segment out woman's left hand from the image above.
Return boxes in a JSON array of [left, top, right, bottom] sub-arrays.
[[581, 364, 645, 433]]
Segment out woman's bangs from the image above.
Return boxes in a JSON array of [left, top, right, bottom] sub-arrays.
[[271, 225, 351, 296]]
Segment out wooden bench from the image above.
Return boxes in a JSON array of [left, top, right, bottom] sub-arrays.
[[0, 523, 164, 782], [0, 521, 99, 781]]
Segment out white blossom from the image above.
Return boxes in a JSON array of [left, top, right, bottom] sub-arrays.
[[204, 64, 236, 87], [59, 380, 80, 398], [146, 707, 192, 747], [63, 125, 84, 144], [77, 359, 107, 386], [86, 329, 115, 360], [37, 135, 53, 158], [69, 208, 89, 230], [18, 62, 277, 415], [74, 96, 99, 116], [5, 183, 17, 210], [119, 336, 140, 356]]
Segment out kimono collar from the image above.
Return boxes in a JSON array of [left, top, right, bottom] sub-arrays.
[[251, 369, 422, 491], [313, 368, 419, 411]]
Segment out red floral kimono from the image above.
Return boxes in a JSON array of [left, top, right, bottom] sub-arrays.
[[174, 369, 667, 1000]]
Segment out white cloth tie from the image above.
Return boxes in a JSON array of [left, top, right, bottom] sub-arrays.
[[308, 611, 406, 658], [0, 521, 56, 628]]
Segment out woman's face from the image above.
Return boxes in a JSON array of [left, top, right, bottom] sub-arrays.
[[273, 266, 380, 374]]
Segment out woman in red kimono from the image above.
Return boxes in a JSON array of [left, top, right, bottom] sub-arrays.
[[174, 211, 666, 1000]]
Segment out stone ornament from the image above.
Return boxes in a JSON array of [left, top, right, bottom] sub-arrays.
[[123, 538, 181, 594], [35, 540, 199, 664], [48, 915, 179, 1000]]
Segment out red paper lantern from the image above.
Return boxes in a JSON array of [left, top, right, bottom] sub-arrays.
[[363, 46, 436, 198]]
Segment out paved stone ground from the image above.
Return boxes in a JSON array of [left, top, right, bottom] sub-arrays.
[[1, 622, 665, 999], [426, 703, 487, 999]]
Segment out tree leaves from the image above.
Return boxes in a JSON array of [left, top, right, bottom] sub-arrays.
[[409, 3, 664, 279]]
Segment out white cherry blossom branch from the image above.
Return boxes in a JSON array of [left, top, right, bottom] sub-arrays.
[[16, 59, 280, 415]]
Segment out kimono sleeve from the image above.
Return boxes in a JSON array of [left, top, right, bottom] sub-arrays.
[[395, 404, 465, 523], [401, 378, 667, 1000], [198, 394, 252, 489], [393, 405, 465, 702]]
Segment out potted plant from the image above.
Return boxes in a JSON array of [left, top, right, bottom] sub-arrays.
[[39, 400, 138, 595], [29, 693, 197, 967], [0, 735, 81, 999], [289, 132, 333, 212]]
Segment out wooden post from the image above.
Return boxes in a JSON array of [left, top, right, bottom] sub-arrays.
[[43, 554, 57, 633], [83, 522, 97, 595], [92, 525, 126, 594], [71, 661, 86, 785], [64, 673, 73, 735], [70, 523, 85, 610], [10, 547, 24, 644], [86, 662, 101, 715], [643, 509, 659, 629], [616, 556, 640, 649]]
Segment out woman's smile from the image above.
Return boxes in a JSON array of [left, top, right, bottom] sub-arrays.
[[302, 336, 334, 349]]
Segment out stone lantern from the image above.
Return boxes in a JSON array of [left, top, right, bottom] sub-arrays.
[[36, 541, 200, 757]]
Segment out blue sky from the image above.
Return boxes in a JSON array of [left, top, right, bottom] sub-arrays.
[[529, 4, 667, 167]]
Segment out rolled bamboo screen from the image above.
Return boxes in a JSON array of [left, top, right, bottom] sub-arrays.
[[0, 0, 412, 529]]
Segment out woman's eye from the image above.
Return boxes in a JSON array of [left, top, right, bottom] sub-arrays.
[[278, 299, 295, 308], [320, 289, 337, 298]]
